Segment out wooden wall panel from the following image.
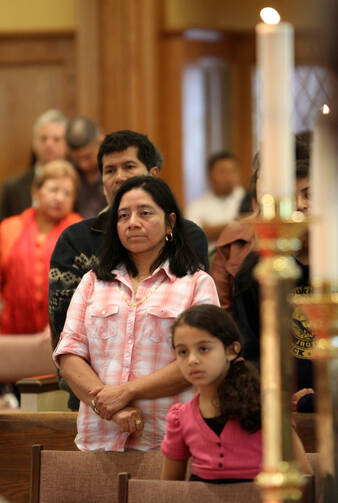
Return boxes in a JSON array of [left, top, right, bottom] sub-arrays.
[[158, 34, 185, 204], [0, 34, 76, 183], [99, 0, 162, 144], [75, 0, 100, 122]]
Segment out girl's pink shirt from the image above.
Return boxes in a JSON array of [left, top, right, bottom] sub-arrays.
[[161, 393, 262, 480]]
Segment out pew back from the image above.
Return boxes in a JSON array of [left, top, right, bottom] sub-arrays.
[[118, 475, 261, 503], [30, 445, 163, 503]]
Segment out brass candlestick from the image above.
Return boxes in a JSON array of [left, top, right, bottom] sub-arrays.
[[253, 195, 308, 503], [293, 282, 338, 502]]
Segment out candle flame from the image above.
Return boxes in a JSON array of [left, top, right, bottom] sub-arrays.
[[260, 7, 281, 24], [322, 104, 330, 115]]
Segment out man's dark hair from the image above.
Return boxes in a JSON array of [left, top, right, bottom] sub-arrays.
[[66, 117, 102, 149], [97, 130, 163, 174], [94, 176, 204, 280], [296, 158, 310, 180], [207, 151, 237, 173]]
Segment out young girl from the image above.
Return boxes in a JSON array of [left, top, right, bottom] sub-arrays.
[[161, 304, 312, 483]]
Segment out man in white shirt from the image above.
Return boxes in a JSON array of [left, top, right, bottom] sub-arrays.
[[185, 152, 245, 251]]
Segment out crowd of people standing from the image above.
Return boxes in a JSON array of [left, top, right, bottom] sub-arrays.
[[0, 114, 313, 483]]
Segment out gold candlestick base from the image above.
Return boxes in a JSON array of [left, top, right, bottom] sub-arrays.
[[253, 195, 309, 503], [256, 461, 306, 501]]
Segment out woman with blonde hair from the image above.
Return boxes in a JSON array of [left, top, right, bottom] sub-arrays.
[[0, 159, 81, 335]]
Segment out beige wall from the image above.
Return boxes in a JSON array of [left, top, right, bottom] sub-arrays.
[[0, 0, 75, 32], [0, 1, 325, 34], [164, 0, 325, 31]]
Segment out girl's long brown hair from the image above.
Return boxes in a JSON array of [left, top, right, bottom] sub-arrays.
[[172, 304, 261, 432]]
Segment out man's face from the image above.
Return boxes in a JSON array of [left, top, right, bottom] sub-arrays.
[[69, 143, 99, 175], [209, 159, 240, 197], [101, 146, 159, 205], [296, 176, 310, 214], [32, 122, 67, 164]]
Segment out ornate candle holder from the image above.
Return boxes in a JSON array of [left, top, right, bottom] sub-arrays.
[[293, 282, 338, 502], [253, 195, 308, 502]]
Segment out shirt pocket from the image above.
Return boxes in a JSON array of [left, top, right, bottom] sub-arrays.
[[87, 304, 120, 339], [146, 306, 182, 344]]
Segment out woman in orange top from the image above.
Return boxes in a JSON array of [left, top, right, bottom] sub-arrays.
[[0, 160, 82, 335]]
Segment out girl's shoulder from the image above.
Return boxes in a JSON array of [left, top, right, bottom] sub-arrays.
[[166, 396, 197, 425]]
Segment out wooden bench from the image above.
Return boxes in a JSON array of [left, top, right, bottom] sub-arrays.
[[0, 411, 77, 503], [16, 374, 70, 412], [30, 445, 164, 503], [0, 409, 316, 503]]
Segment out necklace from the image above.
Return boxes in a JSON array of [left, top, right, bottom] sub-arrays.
[[118, 276, 166, 307]]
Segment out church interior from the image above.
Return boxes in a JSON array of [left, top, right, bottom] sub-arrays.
[[0, 1, 337, 502]]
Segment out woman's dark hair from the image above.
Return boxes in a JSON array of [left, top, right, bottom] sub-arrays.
[[172, 304, 261, 433], [94, 176, 204, 280]]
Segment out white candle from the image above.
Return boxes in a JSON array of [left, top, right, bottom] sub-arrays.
[[310, 113, 338, 282], [256, 9, 295, 198]]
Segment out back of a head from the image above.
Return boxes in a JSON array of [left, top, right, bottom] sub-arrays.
[[66, 116, 102, 149], [97, 130, 163, 173], [33, 109, 67, 136]]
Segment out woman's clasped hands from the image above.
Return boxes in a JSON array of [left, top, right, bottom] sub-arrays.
[[89, 383, 144, 434]]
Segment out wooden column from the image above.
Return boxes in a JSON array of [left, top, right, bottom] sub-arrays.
[[99, 0, 162, 142], [158, 34, 185, 204], [230, 33, 255, 185], [75, 0, 101, 121]]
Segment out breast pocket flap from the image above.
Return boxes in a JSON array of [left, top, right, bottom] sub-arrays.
[[147, 306, 181, 319], [89, 304, 119, 318]]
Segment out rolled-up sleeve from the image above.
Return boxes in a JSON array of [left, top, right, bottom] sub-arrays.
[[52, 271, 94, 367]]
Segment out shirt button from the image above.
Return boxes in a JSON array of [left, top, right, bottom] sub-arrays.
[[218, 463, 223, 468], [217, 442, 221, 447], [220, 453, 224, 458]]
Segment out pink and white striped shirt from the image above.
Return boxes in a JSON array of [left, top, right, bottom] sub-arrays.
[[53, 261, 219, 451]]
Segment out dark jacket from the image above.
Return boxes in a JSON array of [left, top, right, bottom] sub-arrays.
[[232, 251, 315, 413], [0, 169, 34, 221]]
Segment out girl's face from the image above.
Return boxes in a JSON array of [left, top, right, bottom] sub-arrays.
[[173, 324, 238, 389], [117, 188, 175, 260]]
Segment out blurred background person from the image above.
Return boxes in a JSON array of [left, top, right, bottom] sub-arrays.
[[185, 152, 246, 254], [211, 136, 315, 413], [66, 116, 106, 218], [0, 109, 68, 221], [0, 159, 81, 335]]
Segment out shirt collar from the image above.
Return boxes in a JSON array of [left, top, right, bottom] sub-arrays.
[[113, 260, 175, 283]]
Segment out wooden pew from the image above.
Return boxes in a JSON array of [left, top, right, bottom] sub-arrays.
[[0, 410, 317, 503], [16, 374, 70, 412], [0, 411, 77, 503]]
